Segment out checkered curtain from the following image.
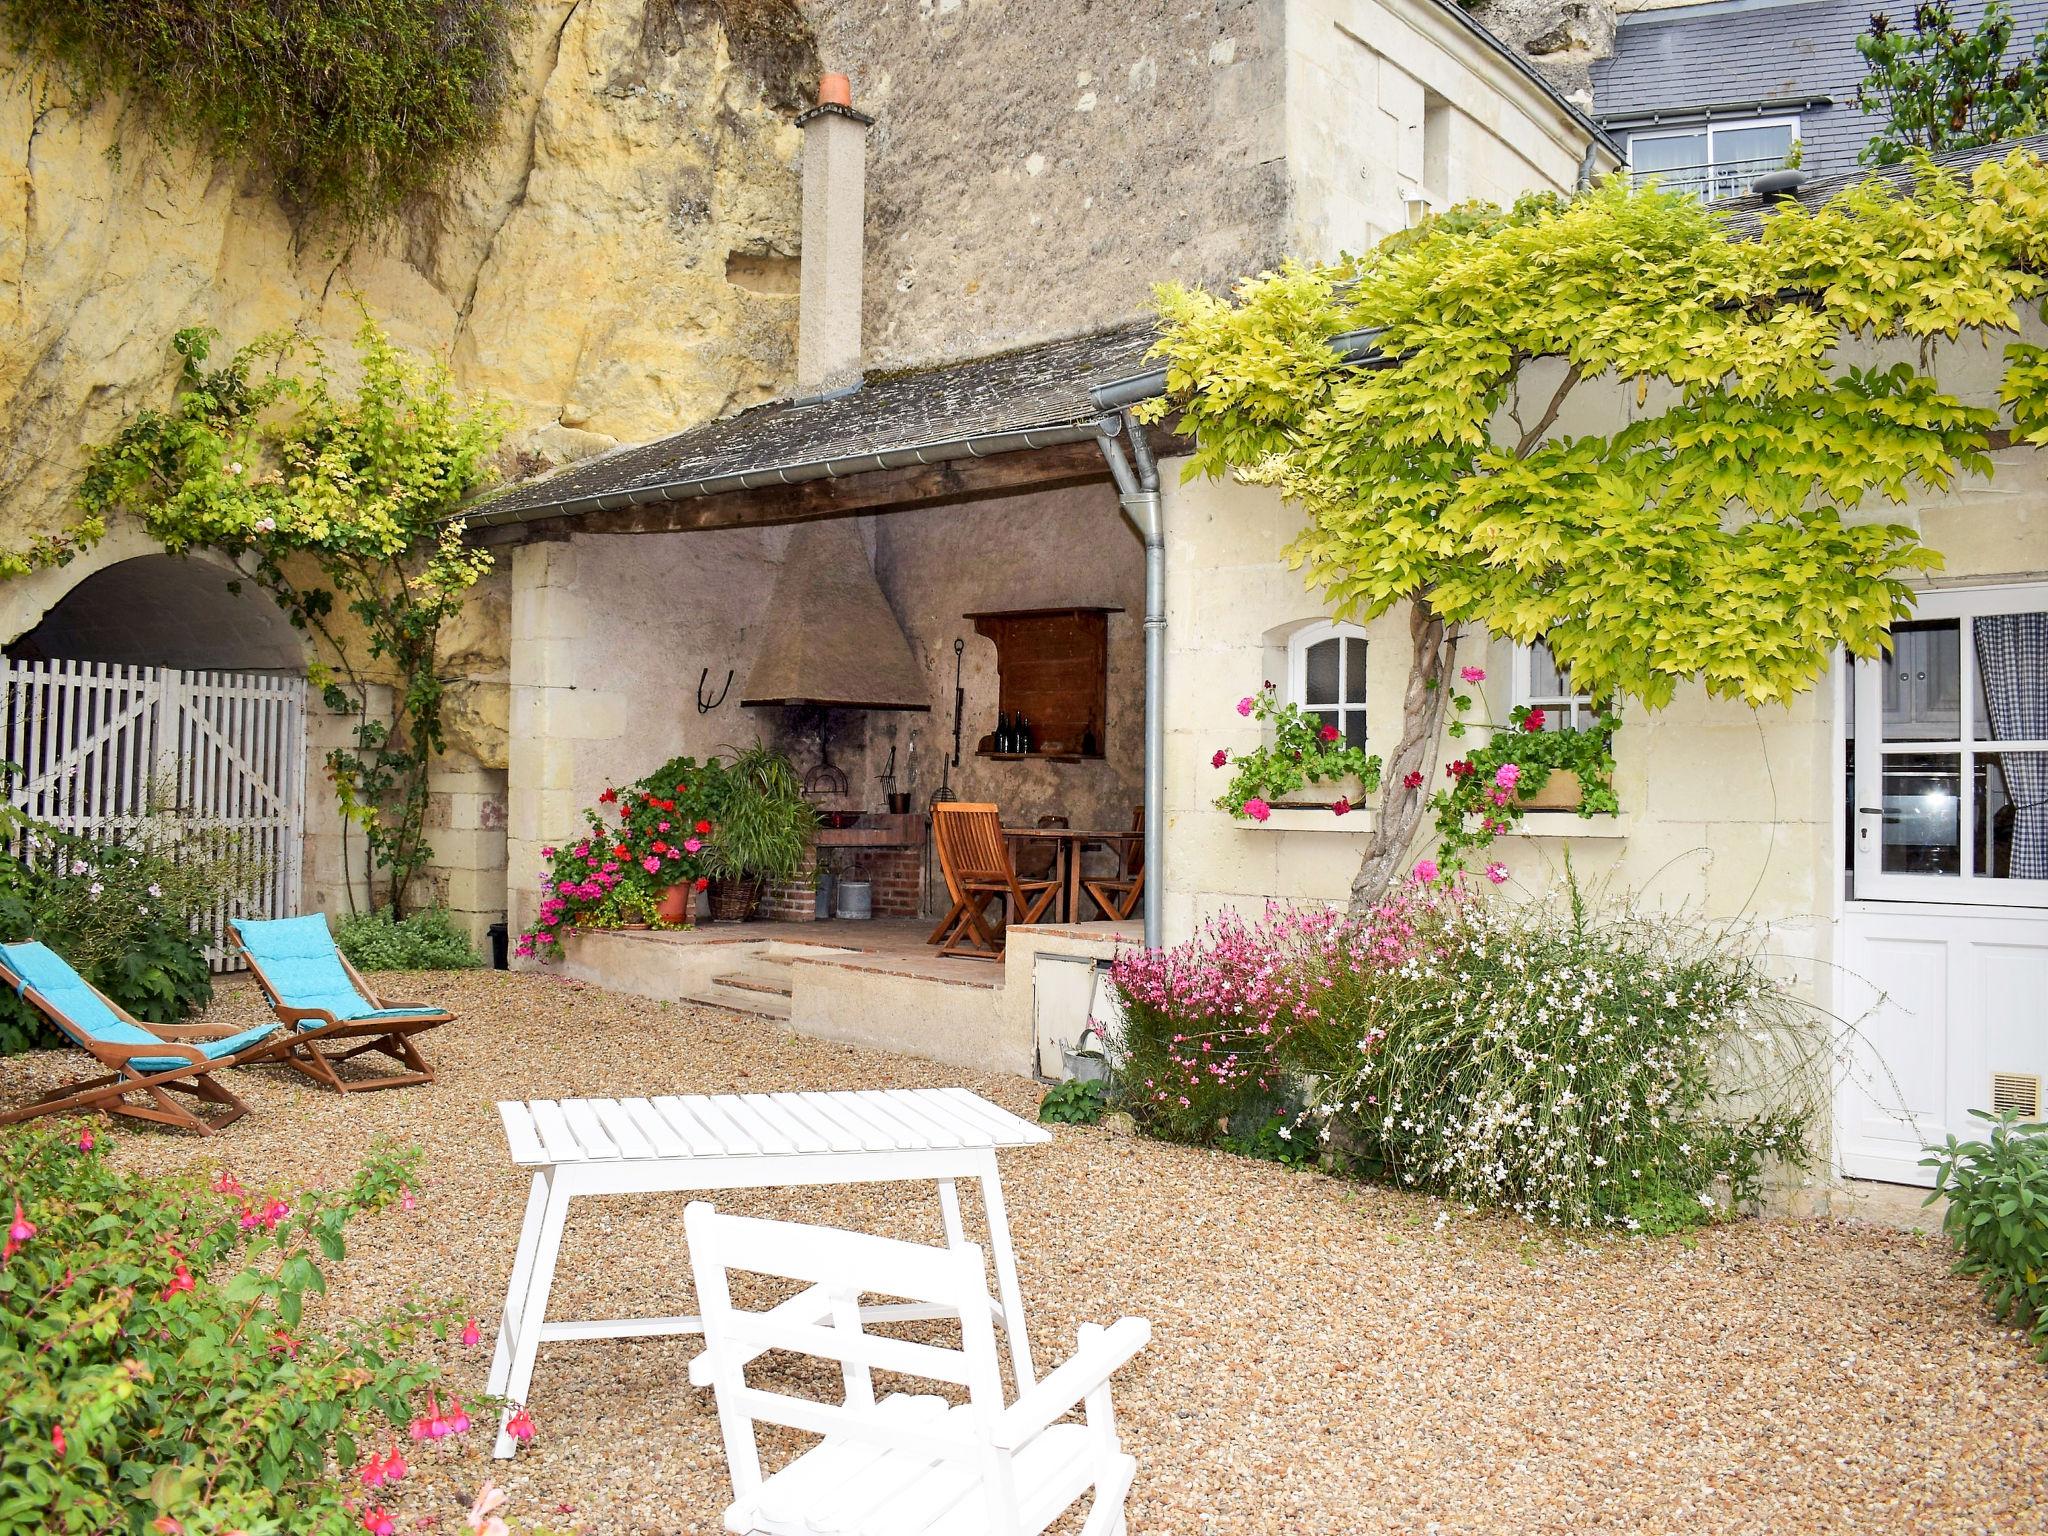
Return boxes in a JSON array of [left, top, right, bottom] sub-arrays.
[[1974, 612, 2048, 880]]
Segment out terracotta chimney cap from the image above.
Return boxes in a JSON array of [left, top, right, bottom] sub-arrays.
[[818, 73, 852, 108]]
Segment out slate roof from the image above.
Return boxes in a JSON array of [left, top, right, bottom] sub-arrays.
[[464, 323, 1162, 526], [1591, 0, 2048, 187], [1714, 128, 2048, 234]]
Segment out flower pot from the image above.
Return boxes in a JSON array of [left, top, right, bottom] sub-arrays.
[[1275, 773, 1372, 811], [1519, 768, 1583, 812], [657, 884, 691, 925], [706, 875, 764, 923]]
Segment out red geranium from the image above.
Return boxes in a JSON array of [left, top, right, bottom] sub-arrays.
[[694, 819, 712, 834], [1522, 708, 1547, 732], [1402, 769, 1424, 789], [1318, 724, 1340, 743], [597, 787, 617, 804]]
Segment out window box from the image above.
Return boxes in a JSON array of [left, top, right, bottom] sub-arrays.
[[1240, 805, 1377, 833], [1518, 768, 1583, 812], [1502, 810, 1630, 840]]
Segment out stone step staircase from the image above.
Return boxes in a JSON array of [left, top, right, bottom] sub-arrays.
[[693, 944, 802, 1019]]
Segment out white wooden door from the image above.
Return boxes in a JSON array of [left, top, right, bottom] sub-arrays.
[[0, 659, 306, 968], [1839, 583, 2048, 1184]]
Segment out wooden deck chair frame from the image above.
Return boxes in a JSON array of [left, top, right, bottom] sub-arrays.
[[1081, 806, 1144, 923], [231, 927, 450, 1094], [927, 803, 1059, 961], [0, 969, 278, 1136], [686, 1201, 1150, 1536]]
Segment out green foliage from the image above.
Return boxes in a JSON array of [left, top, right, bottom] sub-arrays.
[[1145, 152, 2048, 712], [0, 1124, 446, 1533], [1858, 1, 2048, 165], [1037, 1079, 1108, 1125], [335, 907, 484, 972], [1429, 684, 1619, 876], [1219, 1113, 1314, 1169], [77, 322, 506, 915], [0, 800, 265, 1055], [1925, 1109, 2048, 1361], [703, 745, 819, 882], [1212, 682, 1382, 819], [0, 0, 526, 226]]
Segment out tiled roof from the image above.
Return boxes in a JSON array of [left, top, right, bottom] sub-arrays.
[[463, 323, 1161, 526], [1591, 0, 2048, 185]]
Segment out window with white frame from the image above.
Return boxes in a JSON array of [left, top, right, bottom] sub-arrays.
[[1513, 637, 1605, 732], [1287, 621, 1369, 750], [1627, 118, 1799, 202]]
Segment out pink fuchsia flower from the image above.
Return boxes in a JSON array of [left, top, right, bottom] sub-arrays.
[[410, 1392, 456, 1441], [400, 1186, 417, 1212], [1330, 797, 1351, 817], [446, 1397, 472, 1435], [76, 1129, 93, 1152], [1494, 762, 1521, 790], [1318, 724, 1340, 743], [1211, 749, 1228, 768], [160, 1264, 195, 1300], [1412, 858, 1439, 884], [466, 1481, 511, 1536], [461, 1317, 482, 1348], [1241, 797, 1271, 822], [1484, 862, 1509, 885], [5, 1199, 36, 1260], [212, 1171, 243, 1196], [50, 1424, 64, 1457], [255, 1199, 290, 1231], [1236, 696, 1254, 716], [1459, 665, 1486, 684], [504, 1407, 536, 1443], [361, 1508, 396, 1536]]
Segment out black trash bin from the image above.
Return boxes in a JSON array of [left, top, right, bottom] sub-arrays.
[[487, 921, 509, 970]]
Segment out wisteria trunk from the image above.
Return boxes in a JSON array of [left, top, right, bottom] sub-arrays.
[[1349, 600, 1461, 913]]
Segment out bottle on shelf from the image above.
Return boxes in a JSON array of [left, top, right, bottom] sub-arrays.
[[1016, 715, 1034, 754], [994, 712, 1012, 753]]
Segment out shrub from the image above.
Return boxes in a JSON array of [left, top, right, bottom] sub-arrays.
[[1301, 883, 1820, 1232], [1038, 1079, 1108, 1125], [1925, 1109, 2048, 1362], [337, 907, 485, 971], [0, 803, 266, 1055], [0, 1124, 456, 1534]]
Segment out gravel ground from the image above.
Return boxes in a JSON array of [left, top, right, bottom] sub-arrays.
[[8, 968, 2048, 1535]]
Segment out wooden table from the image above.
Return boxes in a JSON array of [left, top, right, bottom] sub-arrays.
[[487, 1087, 1050, 1457], [1002, 825, 1141, 922]]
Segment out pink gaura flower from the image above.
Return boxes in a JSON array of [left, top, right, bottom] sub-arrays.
[[1236, 696, 1254, 716], [1494, 762, 1521, 790], [1412, 858, 1439, 884], [504, 1406, 536, 1443], [1484, 862, 1509, 885], [1211, 749, 1228, 769], [1241, 797, 1271, 823], [1459, 665, 1486, 684], [461, 1317, 482, 1348]]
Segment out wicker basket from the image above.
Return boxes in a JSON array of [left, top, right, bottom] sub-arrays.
[[706, 875, 764, 923]]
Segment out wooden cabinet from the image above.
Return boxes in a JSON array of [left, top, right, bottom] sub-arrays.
[[967, 607, 1118, 761]]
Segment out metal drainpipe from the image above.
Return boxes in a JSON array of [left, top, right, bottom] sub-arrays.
[[1097, 419, 1164, 950]]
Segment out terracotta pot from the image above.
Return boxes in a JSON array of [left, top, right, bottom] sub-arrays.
[[657, 883, 691, 925], [1519, 768, 1583, 812], [707, 875, 764, 923]]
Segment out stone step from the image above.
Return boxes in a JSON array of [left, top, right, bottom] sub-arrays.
[[686, 980, 793, 1020], [711, 969, 794, 999]]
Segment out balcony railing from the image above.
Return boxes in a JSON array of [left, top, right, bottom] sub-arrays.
[[1627, 153, 1789, 203]]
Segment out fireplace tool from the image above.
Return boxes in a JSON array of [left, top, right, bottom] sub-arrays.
[[802, 711, 849, 799]]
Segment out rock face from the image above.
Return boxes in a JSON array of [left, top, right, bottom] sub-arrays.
[[0, 0, 820, 767], [1463, 0, 1618, 101]]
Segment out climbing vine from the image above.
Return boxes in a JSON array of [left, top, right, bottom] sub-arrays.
[[76, 322, 505, 915], [0, 0, 526, 224], [1145, 149, 2048, 908]]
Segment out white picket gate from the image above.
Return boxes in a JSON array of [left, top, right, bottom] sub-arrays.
[[0, 659, 307, 969]]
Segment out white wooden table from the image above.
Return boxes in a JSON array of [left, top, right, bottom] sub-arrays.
[[487, 1087, 1052, 1458]]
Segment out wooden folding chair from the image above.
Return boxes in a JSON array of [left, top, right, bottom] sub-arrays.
[[927, 803, 1059, 960], [230, 915, 451, 1093], [1082, 805, 1145, 922], [0, 941, 283, 1136], [685, 1200, 1150, 1536]]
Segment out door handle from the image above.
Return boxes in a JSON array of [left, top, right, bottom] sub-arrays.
[[1856, 807, 1885, 816]]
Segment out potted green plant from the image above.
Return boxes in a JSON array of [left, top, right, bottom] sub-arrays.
[[703, 745, 818, 922]]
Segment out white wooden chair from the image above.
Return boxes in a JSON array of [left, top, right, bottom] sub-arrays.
[[684, 1201, 1150, 1536]]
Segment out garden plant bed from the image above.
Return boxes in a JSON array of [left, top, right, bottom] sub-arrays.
[[4, 971, 2045, 1534]]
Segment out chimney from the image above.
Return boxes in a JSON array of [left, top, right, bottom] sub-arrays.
[[795, 73, 873, 398]]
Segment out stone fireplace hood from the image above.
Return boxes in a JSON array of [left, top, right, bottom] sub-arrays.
[[739, 520, 930, 712]]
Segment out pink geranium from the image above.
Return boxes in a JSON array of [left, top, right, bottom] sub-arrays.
[[1236, 696, 1254, 716], [1459, 665, 1486, 684], [1412, 857, 1439, 884], [1242, 797, 1271, 822], [1211, 749, 1228, 768], [1494, 762, 1521, 790], [1484, 862, 1509, 884]]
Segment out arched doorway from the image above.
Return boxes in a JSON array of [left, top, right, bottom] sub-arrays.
[[2, 554, 311, 959]]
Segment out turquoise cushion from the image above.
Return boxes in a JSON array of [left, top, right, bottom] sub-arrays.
[[0, 942, 275, 1074], [231, 914, 381, 1022]]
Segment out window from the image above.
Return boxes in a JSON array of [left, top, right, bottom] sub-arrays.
[[1626, 118, 1799, 202], [1512, 638, 1604, 731], [1287, 621, 1369, 750]]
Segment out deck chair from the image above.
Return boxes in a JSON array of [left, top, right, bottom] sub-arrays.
[[229, 915, 451, 1093], [0, 941, 282, 1135], [928, 803, 1058, 961], [1081, 806, 1145, 922], [685, 1201, 1150, 1536]]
